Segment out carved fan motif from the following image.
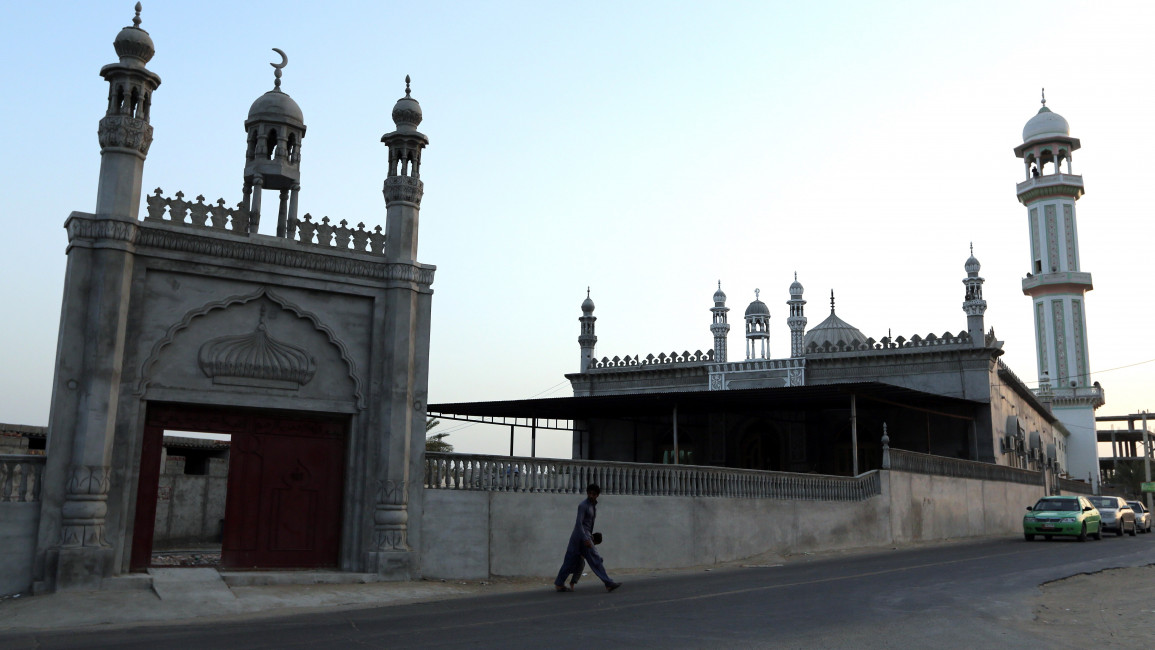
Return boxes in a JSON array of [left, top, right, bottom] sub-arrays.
[[198, 307, 316, 389]]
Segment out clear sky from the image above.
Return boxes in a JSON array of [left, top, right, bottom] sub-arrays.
[[2, 1, 1152, 459]]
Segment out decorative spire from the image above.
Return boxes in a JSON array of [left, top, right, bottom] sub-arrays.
[[794, 271, 797, 281], [405, 75, 412, 97], [1041, 87, 1046, 107], [586, 286, 590, 298], [270, 48, 288, 90], [755, 288, 760, 301], [970, 241, 974, 256], [830, 290, 835, 314], [132, 2, 142, 27], [718, 280, 722, 291]]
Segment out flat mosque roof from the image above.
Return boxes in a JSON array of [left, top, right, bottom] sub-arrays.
[[429, 381, 982, 422]]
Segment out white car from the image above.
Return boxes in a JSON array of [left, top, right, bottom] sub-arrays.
[[1126, 501, 1152, 534]]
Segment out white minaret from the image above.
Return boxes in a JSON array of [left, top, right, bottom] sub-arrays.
[[744, 289, 770, 360], [381, 76, 428, 263], [710, 281, 730, 362], [1014, 90, 1105, 488], [787, 273, 806, 358], [579, 289, 597, 372], [243, 48, 306, 237], [962, 244, 987, 349]]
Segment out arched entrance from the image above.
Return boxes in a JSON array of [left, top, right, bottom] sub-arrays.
[[130, 404, 347, 571]]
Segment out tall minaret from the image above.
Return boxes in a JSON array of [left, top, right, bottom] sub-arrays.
[[710, 281, 730, 362], [579, 289, 597, 372], [95, 2, 161, 219], [381, 76, 428, 262], [787, 273, 806, 357], [1014, 90, 1105, 486], [962, 244, 987, 349], [243, 48, 306, 236]]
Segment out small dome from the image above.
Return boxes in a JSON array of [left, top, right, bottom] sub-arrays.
[[713, 281, 727, 306], [113, 4, 155, 65], [392, 76, 423, 132], [745, 289, 770, 318], [965, 246, 981, 276], [804, 312, 867, 350], [581, 289, 595, 314], [248, 89, 305, 126], [1022, 106, 1070, 143], [789, 273, 804, 298]]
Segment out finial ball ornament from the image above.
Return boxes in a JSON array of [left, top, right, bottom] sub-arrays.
[[392, 75, 423, 131], [113, 2, 155, 64]]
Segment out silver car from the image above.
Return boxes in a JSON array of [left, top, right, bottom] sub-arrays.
[[1126, 501, 1152, 534], [1088, 496, 1137, 536]]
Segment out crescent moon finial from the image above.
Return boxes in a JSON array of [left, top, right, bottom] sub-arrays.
[[270, 48, 288, 89]]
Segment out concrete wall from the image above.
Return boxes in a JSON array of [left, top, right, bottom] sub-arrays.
[[152, 456, 228, 546], [421, 469, 1048, 580], [0, 503, 40, 595]]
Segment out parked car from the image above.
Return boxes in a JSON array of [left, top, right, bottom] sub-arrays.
[[1024, 496, 1101, 542], [1126, 501, 1152, 534], [1087, 496, 1136, 536]]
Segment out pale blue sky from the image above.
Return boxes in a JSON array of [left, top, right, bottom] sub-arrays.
[[2, 1, 1152, 458]]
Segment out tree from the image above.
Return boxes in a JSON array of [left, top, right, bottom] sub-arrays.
[[425, 417, 453, 453]]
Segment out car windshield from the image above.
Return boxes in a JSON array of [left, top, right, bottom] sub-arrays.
[[1127, 502, 1145, 512], [1089, 497, 1115, 509], [1035, 499, 1079, 512]]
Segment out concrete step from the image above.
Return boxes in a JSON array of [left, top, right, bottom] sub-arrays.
[[148, 567, 236, 607]]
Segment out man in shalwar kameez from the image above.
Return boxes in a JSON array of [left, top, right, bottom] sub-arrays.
[[554, 484, 622, 593]]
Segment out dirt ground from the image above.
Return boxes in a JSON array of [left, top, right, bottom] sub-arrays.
[[1028, 564, 1155, 647]]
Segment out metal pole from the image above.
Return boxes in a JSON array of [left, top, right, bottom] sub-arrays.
[[851, 394, 859, 476], [509, 424, 514, 457], [672, 404, 679, 465], [1143, 411, 1152, 512], [531, 419, 537, 459]]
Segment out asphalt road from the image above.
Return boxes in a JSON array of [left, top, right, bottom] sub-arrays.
[[6, 533, 1155, 649]]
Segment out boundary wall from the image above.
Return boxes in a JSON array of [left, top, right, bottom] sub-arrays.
[[421, 464, 1049, 580], [1, 455, 44, 595]]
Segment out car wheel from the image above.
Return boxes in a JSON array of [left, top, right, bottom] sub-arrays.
[[1024, 533, 1034, 541], [1092, 524, 1102, 541], [1117, 524, 1125, 537], [1077, 524, 1087, 542], [1129, 521, 1137, 537]]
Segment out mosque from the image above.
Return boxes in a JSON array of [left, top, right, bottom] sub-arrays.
[[432, 95, 1104, 488]]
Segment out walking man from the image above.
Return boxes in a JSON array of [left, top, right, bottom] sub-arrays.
[[555, 483, 621, 593]]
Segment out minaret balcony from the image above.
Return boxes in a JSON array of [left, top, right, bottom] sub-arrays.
[[1042, 383, 1105, 410], [1016, 174, 1084, 203], [1021, 271, 1093, 295]]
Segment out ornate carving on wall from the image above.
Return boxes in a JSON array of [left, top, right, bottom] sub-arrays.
[[1052, 299, 1068, 384], [374, 479, 409, 551], [1063, 204, 1077, 271], [1035, 301, 1049, 377], [383, 176, 424, 206], [97, 115, 154, 155], [60, 464, 111, 548], [198, 307, 316, 389], [138, 287, 366, 409], [1071, 300, 1086, 387], [1044, 204, 1059, 272]]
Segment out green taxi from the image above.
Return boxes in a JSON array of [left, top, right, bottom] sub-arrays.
[[1024, 495, 1101, 541]]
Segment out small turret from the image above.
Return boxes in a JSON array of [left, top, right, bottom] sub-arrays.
[[579, 288, 597, 372], [962, 243, 987, 348], [710, 281, 730, 362], [243, 49, 306, 237], [744, 289, 770, 360], [95, 2, 162, 220], [786, 273, 807, 358], [381, 76, 429, 263]]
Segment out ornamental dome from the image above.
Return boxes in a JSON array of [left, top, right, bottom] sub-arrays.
[[713, 281, 727, 306], [581, 289, 595, 314], [1022, 106, 1069, 143], [113, 3, 155, 65], [745, 289, 770, 318], [803, 292, 866, 350], [248, 89, 304, 126], [392, 76, 423, 132], [965, 245, 981, 277], [789, 273, 804, 298]]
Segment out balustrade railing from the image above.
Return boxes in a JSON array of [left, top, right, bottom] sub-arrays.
[[888, 449, 1043, 486], [424, 453, 880, 502], [0, 454, 45, 503]]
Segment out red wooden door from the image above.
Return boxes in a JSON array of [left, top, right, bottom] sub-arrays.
[[221, 415, 346, 569], [132, 404, 346, 571]]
